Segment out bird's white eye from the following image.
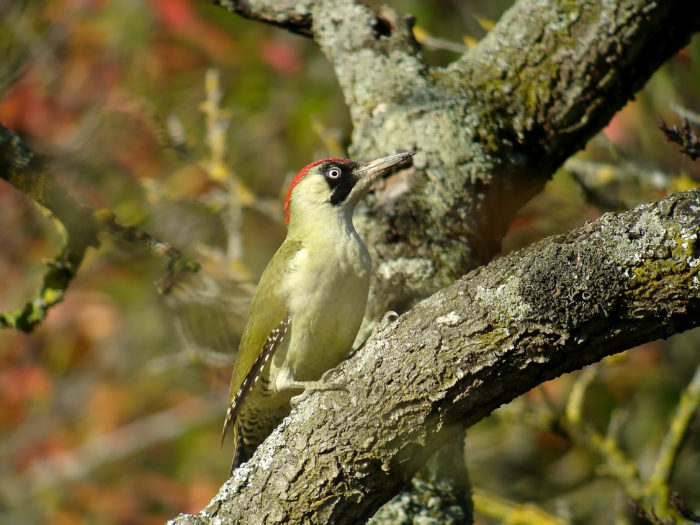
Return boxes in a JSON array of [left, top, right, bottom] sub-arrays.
[[327, 167, 342, 179]]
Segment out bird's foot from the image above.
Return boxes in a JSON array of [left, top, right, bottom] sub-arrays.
[[290, 379, 348, 409], [365, 310, 399, 342]]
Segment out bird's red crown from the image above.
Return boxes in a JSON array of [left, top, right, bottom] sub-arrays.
[[284, 158, 347, 223]]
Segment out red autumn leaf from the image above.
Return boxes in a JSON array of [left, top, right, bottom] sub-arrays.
[[260, 40, 303, 77], [152, 0, 198, 31]]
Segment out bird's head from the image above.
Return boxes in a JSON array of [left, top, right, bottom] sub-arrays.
[[284, 151, 414, 226]]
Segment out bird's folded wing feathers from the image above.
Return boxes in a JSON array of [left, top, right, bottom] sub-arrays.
[[221, 313, 290, 443], [221, 240, 302, 443]]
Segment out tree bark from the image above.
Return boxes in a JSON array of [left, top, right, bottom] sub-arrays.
[[169, 188, 700, 525]]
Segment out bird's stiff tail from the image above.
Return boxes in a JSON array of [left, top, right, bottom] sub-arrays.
[[230, 425, 243, 475], [221, 407, 243, 475]]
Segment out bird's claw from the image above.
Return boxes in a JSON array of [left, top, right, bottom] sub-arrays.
[[368, 310, 399, 340], [290, 380, 348, 409]]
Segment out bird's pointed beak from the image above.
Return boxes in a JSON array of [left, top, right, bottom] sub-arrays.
[[347, 151, 415, 206]]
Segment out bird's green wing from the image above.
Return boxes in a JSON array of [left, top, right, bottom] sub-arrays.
[[221, 239, 302, 445]]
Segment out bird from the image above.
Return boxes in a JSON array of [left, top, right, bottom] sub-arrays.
[[221, 151, 414, 472]]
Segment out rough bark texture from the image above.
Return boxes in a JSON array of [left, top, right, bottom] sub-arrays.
[[210, 0, 700, 320], [206, 0, 314, 35], [170, 188, 700, 524]]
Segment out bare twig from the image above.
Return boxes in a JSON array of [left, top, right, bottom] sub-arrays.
[[205, 0, 314, 37], [659, 119, 700, 161], [670, 492, 700, 523], [564, 365, 646, 502], [629, 499, 672, 525], [472, 488, 566, 525], [0, 125, 199, 331], [647, 367, 700, 510]]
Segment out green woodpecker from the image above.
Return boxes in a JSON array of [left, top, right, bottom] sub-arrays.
[[222, 151, 414, 471]]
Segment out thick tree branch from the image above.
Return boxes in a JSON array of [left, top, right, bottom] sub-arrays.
[[170, 189, 700, 525]]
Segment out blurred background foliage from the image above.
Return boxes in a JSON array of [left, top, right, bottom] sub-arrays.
[[0, 1, 698, 524]]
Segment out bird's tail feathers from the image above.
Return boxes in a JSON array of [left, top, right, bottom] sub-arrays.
[[230, 426, 243, 475], [221, 404, 234, 447]]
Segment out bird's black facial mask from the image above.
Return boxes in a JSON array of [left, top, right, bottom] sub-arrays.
[[323, 160, 360, 206]]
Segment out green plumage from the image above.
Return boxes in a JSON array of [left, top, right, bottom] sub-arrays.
[[222, 240, 301, 468]]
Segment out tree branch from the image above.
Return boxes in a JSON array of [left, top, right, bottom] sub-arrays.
[[170, 188, 700, 524], [205, 0, 315, 36], [647, 365, 700, 513], [0, 125, 199, 331]]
